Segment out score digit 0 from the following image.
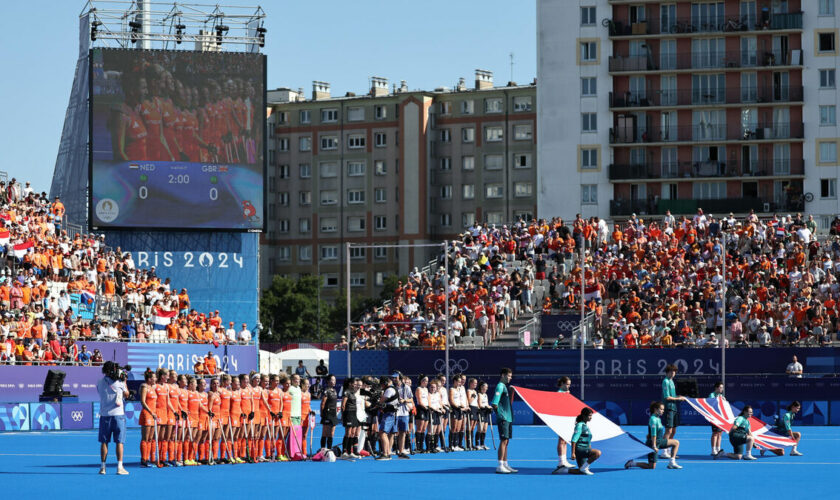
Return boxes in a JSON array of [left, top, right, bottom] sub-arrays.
[[209, 187, 218, 200], [139, 186, 148, 199]]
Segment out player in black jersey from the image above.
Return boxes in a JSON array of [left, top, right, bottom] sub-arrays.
[[319, 375, 338, 451]]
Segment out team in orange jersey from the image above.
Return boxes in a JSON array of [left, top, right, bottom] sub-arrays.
[[139, 369, 320, 467]]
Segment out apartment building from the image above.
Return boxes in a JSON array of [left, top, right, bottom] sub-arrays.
[[539, 0, 840, 227], [432, 73, 538, 232], [261, 73, 537, 299]]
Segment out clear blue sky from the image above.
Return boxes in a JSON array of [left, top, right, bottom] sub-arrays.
[[0, 0, 536, 193]]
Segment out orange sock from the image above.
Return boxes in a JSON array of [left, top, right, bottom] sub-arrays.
[[189, 442, 196, 461], [264, 439, 271, 457], [212, 441, 220, 460], [140, 441, 148, 461], [158, 441, 165, 461], [178, 441, 183, 461], [275, 439, 282, 455], [200, 442, 207, 461], [169, 441, 176, 461]]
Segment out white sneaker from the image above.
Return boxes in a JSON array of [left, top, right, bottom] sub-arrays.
[[660, 449, 671, 459], [505, 463, 518, 473], [743, 455, 757, 460], [552, 465, 569, 475], [581, 468, 594, 475], [98, 467, 106, 475], [667, 461, 682, 469], [116, 466, 129, 475], [790, 450, 803, 456], [496, 465, 512, 474]]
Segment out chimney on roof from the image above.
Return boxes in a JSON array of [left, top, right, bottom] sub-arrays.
[[399, 80, 408, 92], [457, 77, 466, 91], [370, 76, 389, 97], [312, 81, 330, 100], [475, 69, 493, 90]]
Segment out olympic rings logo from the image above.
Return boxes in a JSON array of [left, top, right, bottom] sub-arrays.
[[71, 411, 84, 422], [555, 320, 578, 331], [434, 358, 470, 374]]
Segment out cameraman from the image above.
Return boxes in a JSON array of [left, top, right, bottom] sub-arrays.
[[97, 361, 129, 475]]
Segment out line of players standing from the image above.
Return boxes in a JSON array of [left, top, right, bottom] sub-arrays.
[[115, 63, 258, 165]]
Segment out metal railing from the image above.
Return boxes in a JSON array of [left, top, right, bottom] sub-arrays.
[[608, 159, 804, 180], [609, 122, 804, 144], [605, 12, 802, 36], [608, 197, 787, 216], [609, 85, 802, 108], [609, 49, 801, 72]]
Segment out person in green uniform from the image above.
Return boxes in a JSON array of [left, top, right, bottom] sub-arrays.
[[716, 405, 756, 460], [709, 381, 725, 456], [625, 401, 682, 470], [552, 377, 574, 474], [569, 407, 601, 475], [775, 401, 802, 456], [491, 367, 516, 474], [661, 364, 685, 458]]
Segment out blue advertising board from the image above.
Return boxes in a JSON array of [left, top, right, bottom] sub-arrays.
[[540, 314, 580, 340], [0, 404, 30, 431], [30, 403, 61, 430], [103, 231, 259, 329], [61, 403, 94, 430], [343, 347, 840, 378], [126, 343, 257, 375]]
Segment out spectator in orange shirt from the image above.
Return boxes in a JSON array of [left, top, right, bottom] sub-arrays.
[[204, 352, 217, 375]]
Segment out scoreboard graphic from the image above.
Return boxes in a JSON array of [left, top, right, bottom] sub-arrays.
[[89, 48, 265, 231]]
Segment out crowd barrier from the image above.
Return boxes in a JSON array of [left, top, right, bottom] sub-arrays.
[[0, 343, 258, 402], [0, 400, 325, 432]]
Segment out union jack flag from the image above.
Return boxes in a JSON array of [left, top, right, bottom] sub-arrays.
[[686, 397, 797, 450]]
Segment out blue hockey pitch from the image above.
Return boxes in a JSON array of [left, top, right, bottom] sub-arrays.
[[1, 425, 836, 499]]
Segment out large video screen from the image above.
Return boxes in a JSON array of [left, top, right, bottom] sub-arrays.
[[89, 48, 265, 231]]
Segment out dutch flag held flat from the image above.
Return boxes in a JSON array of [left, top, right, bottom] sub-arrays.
[[0, 229, 9, 246], [153, 307, 178, 330], [513, 386, 651, 466]]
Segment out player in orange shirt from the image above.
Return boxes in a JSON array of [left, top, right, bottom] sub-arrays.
[[154, 368, 175, 466], [139, 370, 158, 467], [218, 374, 233, 463], [185, 377, 201, 465], [228, 376, 245, 463], [249, 374, 266, 461], [257, 374, 272, 461], [238, 373, 254, 461], [176, 374, 189, 465], [196, 378, 210, 463], [267, 374, 285, 461], [208, 378, 222, 463], [280, 375, 293, 457], [166, 370, 181, 466]]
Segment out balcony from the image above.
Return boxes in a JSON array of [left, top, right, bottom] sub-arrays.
[[609, 49, 802, 72], [607, 159, 804, 181], [610, 197, 770, 216], [605, 12, 802, 36], [609, 122, 804, 144], [609, 85, 803, 108]]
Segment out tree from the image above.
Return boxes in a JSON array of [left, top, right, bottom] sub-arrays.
[[259, 275, 331, 342], [326, 288, 380, 336]]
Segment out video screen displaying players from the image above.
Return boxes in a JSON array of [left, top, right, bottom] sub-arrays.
[[89, 48, 265, 231]]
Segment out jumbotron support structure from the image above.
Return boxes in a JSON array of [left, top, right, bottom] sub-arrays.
[[50, 1, 268, 330], [83, 0, 266, 50]]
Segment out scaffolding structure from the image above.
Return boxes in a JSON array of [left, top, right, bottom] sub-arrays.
[[83, 1, 266, 50]]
